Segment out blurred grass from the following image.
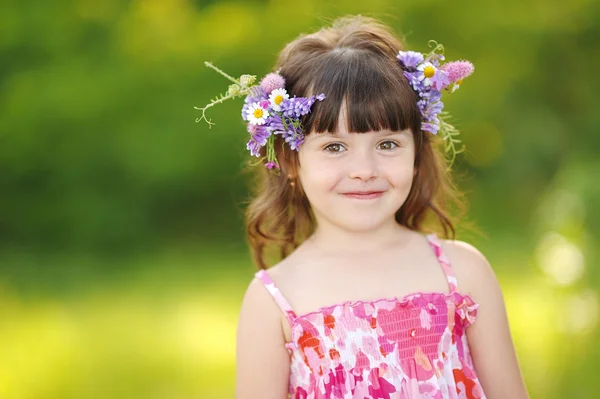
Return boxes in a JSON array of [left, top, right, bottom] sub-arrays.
[[0, 246, 249, 399]]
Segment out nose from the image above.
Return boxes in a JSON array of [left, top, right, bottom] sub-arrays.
[[348, 148, 379, 181]]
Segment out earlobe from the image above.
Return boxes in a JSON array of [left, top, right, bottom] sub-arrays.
[[287, 173, 298, 186]]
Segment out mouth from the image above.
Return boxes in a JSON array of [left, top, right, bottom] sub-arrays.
[[341, 191, 385, 200]]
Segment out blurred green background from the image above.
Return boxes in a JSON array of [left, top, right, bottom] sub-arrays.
[[1, 0, 599, 398]]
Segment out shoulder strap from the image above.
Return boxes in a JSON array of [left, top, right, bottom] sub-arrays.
[[254, 269, 297, 325], [426, 233, 459, 294]]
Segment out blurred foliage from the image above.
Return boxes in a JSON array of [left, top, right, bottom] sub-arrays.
[[0, 0, 599, 398]]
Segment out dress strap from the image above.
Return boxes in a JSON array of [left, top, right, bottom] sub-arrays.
[[426, 233, 459, 294], [254, 269, 297, 325]]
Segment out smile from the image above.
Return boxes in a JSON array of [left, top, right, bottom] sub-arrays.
[[341, 191, 384, 200]]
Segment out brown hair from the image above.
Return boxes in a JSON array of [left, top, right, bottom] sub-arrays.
[[244, 15, 471, 269]]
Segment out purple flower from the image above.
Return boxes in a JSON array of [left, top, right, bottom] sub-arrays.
[[404, 71, 425, 93], [247, 86, 266, 99], [247, 123, 258, 134], [397, 50, 424, 70], [428, 90, 442, 103], [246, 139, 262, 157], [281, 96, 318, 118], [263, 107, 309, 152], [279, 122, 304, 151], [422, 122, 439, 134], [245, 124, 271, 157], [241, 77, 325, 162], [419, 91, 444, 128], [424, 101, 444, 120], [397, 43, 473, 137], [266, 114, 285, 134], [403, 62, 447, 134], [430, 69, 450, 91], [284, 132, 305, 150], [253, 124, 270, 145]]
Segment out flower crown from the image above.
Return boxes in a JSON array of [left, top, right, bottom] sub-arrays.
[[397, 40, 475, 167], [194, 62, 325, 171], [195, 40, 473, 171]]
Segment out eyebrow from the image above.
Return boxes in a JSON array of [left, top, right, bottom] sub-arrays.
[[312, 130, 410, 138]]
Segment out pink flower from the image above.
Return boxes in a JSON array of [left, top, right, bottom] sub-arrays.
[[260, 73, 286, 94], [264, 161, 278, 169], [441, 61, 474, 83]]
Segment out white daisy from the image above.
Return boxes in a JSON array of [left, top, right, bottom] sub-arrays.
[[417, 62, 438, 87], [246, 102, 270, 125], [268, 88, 289, 112]]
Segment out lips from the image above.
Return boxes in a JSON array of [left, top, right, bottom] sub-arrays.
[[341, 191, 384, 200]]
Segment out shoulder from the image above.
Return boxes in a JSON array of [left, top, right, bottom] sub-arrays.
[[438, 238, 531, 397], [239, 267, 285, 323], [439, 237, 487, 263], [237, 266, 290, 361], [437, 238, 502, 299], [238, 262, 293, 330], [236, 267, 292, 395]]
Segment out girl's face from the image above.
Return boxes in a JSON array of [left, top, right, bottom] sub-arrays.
[[297, 114, 416, 234]]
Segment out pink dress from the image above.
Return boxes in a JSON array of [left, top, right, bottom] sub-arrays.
[[254, 232, 487, 399]]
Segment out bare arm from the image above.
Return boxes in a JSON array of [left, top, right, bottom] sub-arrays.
[[235, 276, 290, 398], [445, 240, 530, 399]]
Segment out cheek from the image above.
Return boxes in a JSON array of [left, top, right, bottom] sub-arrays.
[[395, 169, 415, 191], [386, 156, 415, 189], [298, 169, 340, 207], [297, 148, 337, 192], [300, 166, 338, 196]]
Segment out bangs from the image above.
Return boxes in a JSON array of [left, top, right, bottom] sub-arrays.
[[296, 49, 422, 135]]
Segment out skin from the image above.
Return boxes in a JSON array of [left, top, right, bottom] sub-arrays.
[[235, 113, 530, 398]]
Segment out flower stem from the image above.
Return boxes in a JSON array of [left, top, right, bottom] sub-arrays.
[[204, 61, 240, 85]]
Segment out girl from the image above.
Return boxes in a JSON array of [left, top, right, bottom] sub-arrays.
[[200, 15, 529, 399]]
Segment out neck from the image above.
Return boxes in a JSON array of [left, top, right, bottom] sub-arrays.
[[305, 219, 416, 257]]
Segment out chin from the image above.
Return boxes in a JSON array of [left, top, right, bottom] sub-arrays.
[[330, 214, 394, 233]]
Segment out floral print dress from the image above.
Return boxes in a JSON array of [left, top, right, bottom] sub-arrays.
[[254, 233, 486, 399]]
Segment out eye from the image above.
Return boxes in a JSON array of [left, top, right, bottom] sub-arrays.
[[377, 140, 399, 150], [324, 143, 346, 153]]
